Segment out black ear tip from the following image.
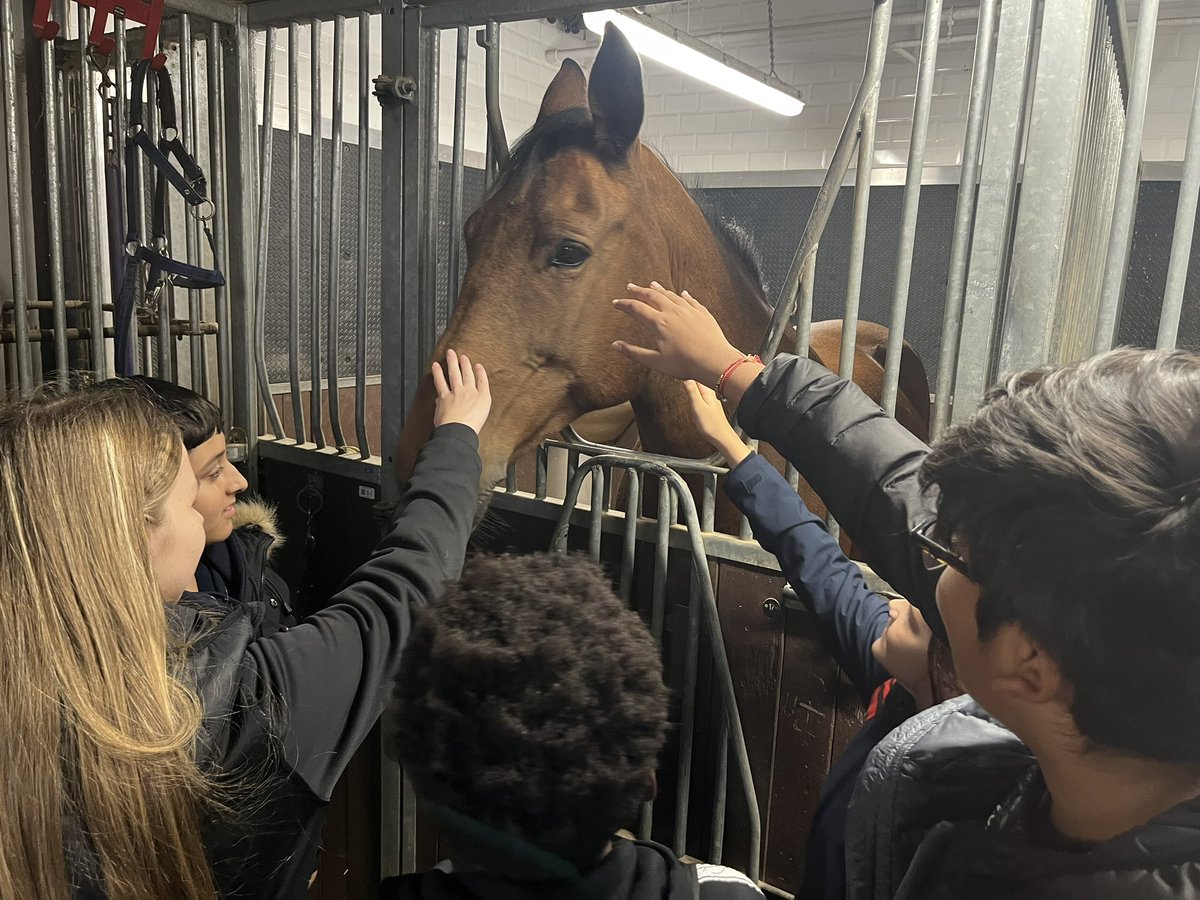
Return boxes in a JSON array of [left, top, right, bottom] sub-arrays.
[[602, 20, 634, 52], [560, 58, 584, 76]]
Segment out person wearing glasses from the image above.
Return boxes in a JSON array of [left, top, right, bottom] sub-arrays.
[[679, 376, 960, 900], [611, 282, 1200, 900]]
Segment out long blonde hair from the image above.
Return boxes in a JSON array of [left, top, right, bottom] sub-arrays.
[[0, 384, 215, 899]]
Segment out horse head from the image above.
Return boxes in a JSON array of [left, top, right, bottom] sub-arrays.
[[395, 24, 760, 489]]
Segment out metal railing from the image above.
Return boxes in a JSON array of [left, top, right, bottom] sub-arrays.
[[549, 454, 762, 879]]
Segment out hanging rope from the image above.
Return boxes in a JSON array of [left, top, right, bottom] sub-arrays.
[[767, 0, 777, 77]]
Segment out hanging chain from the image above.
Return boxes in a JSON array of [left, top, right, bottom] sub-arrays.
[[766, 0, 777, 78]]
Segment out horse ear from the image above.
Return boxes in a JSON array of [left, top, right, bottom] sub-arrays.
[[537, 59, 589, 124], [588, 22, 644, 159]]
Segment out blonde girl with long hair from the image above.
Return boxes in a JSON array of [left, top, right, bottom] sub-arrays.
[[0, 349, 490, 899]]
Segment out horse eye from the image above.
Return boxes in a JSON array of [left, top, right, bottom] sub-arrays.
[[549, 240, 590, 269]]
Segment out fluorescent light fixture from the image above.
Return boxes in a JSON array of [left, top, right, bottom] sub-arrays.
[[583, 9, 804, 117]]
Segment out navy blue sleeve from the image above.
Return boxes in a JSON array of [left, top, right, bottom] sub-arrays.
[[724, 452, 891, 700]]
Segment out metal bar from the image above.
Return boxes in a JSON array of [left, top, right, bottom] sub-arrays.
[[932, 0, 998, 438], [423, 0, 661, 29], [151, 46, 173, 379], [953, 0, 1038, 422], [1000, 0, 1097, 373], [880, 0, 942, 415], [505, 461, 517, 492], [224, 8, 260, 457], [701, 472, 716, 533], [79, 7, 107, 380], [840, 102, 875, 381], [383, 4, 433, 487], [2, 300, 116, 309], [448, 26, 468, 313], [327, 15, 347, 448], [794, 248, 815, 359], [758, 0, 892, 363], [482, 22, 508, 176], [42, 27, 68, 384], [618, 472, 640, 601], [1158, 48, 1200, 349], [111, 18, 129, 375], [136, 27, 153, 374], [1094, 0, 1158, 354], [210, 21, 233, 414], [421, 25, 440, 356], [254, 26, 285, 435], [651, 479, 670, 641], [535, 445, 548, 499], [675, 568, 701, 858], [309, 18, 325, 447], [711, 713, 729, 864], [1, 323, 218, 342], [181, 13, 204, 390], [355, 11, 372, 459], [589, 467, 605, 560], [286, 22, 305, 440], [117, 16, 140, 377]]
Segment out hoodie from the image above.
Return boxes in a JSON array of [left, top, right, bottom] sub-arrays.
[[379, 839, 764, 900]]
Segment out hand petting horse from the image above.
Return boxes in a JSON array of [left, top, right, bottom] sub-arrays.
[[395, 23, 930, 535]]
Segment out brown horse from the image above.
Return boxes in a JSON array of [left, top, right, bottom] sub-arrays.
[[396, 26, 930, 529]]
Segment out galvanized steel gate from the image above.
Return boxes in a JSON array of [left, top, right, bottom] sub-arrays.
[[3, 0, 1200, 894]]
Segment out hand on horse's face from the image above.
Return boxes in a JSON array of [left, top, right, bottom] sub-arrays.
[[432, 348, 492, 435], [611, 282, 744, 385]]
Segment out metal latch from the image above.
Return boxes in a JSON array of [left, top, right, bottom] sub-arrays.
[[373, 74, 416, 105]]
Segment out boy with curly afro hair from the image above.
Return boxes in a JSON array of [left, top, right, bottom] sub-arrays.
[[380, 553, 763, 900]]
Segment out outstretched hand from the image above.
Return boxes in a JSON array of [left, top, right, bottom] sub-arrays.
[[685, 380, 751, 466], [611, 283, 745, 385], [432, 349, 491, 434]]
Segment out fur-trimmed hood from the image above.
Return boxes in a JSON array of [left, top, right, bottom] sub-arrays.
[[232, 497, 284, 551]]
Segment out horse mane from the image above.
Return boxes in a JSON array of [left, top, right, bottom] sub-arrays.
[[491, 109, 768, 298], [688, 193, 769, 299]]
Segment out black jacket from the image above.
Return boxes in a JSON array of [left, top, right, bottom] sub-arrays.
[[736, 355, 941, 629], [195, 497, 295, 634], [379, 839, 764, 900], [738, 357, 1200, 900], [69, 424, 481, 900], [847, 698, 1200, 900]]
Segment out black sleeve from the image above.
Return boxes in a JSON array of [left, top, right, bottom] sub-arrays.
[[224, 423, 481, 800], [735, 355, 942, 623]]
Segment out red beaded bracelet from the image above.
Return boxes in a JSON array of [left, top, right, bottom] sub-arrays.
[[715, 354, 762, 402]]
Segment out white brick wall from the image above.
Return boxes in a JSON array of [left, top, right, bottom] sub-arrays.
[[254, 4, 1200, 173]]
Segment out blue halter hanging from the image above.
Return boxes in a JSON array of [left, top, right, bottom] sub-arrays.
[[115, 57, 224, 375]]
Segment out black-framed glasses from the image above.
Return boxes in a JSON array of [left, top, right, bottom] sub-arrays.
[[911, 520, 972, 579]]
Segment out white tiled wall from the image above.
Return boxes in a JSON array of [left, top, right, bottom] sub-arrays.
[[254, 2, 1200, 173]]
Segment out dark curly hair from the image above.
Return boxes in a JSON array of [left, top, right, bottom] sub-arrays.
[[391, 553, 670, 870], [921, 348, 1200, 762]]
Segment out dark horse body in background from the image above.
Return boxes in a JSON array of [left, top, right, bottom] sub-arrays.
[[395, 27, 930, 534]]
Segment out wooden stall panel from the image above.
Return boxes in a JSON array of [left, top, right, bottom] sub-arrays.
[[764, 602, 844, 891], [707, 564, 786, 875]]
